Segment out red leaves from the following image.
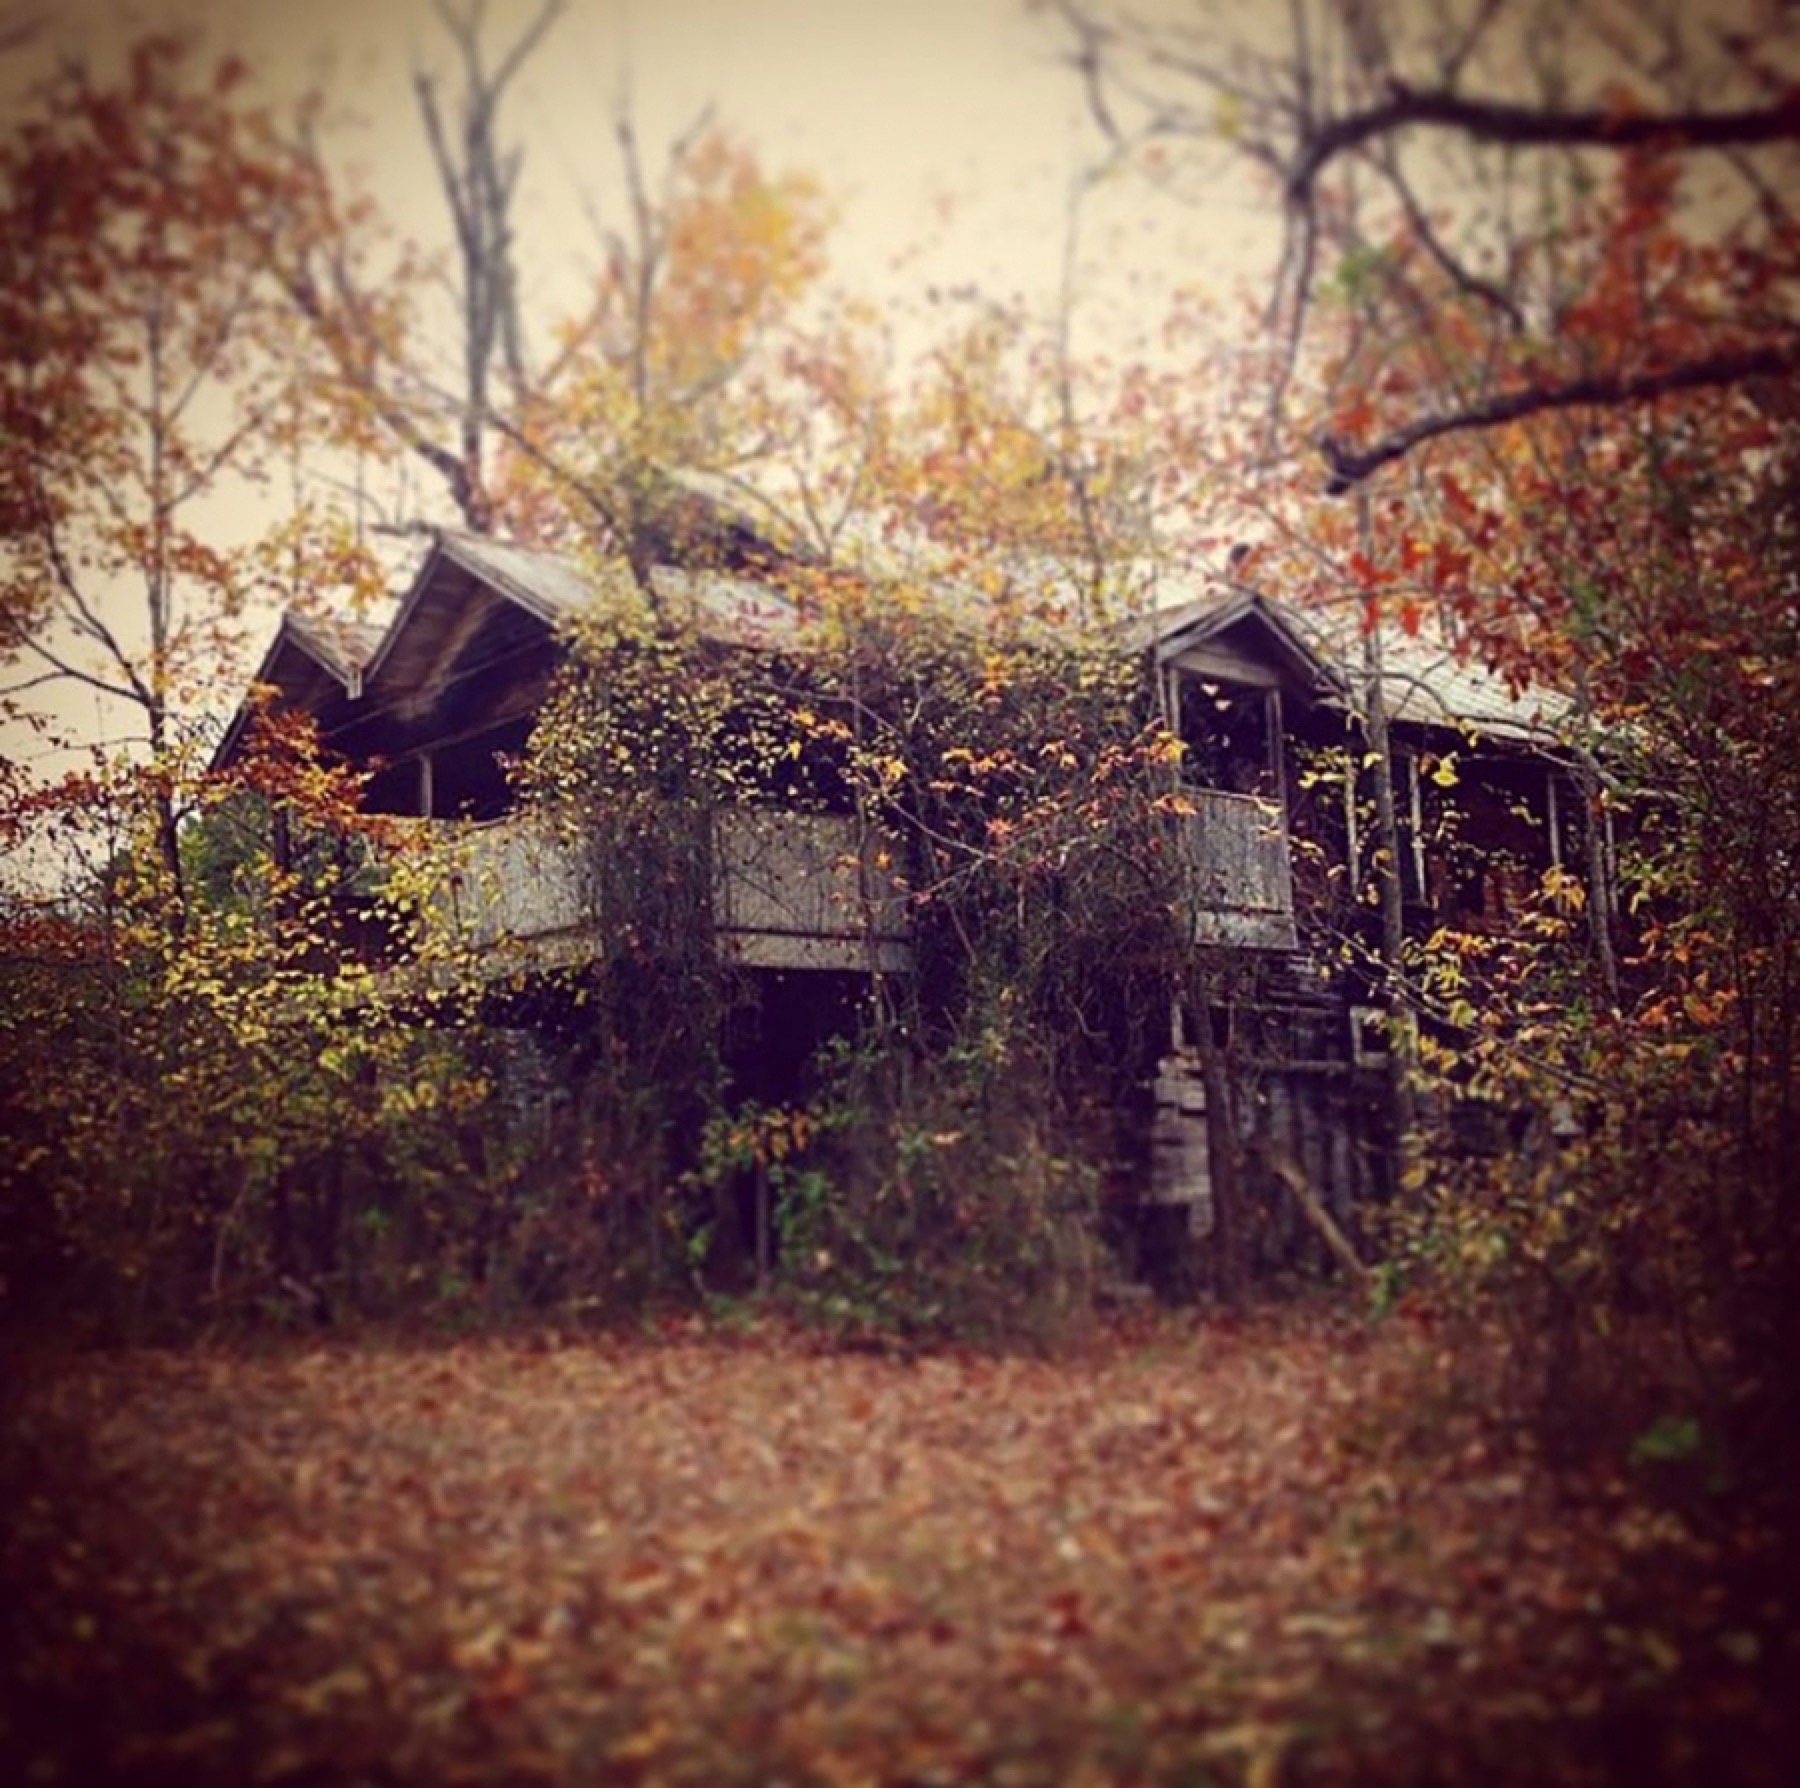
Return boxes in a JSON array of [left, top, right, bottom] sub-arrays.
[[212, 54, 251, 96], [4, 1320, 1785, 1784], [1, 31, 354, 766]]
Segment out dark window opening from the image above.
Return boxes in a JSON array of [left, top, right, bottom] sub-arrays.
[[1176, 678, 1276, 797], [361, 758, 416, 818], [1432, 758, 1557, 932], [431, 715, 535, 821], [715, 686, 854, 813]]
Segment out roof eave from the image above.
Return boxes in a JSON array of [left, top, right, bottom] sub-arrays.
[[434, 532, 569, 626], [1150, 589, 1346, 698], [209, 613, 367, 773], [360, 535, 456, 688]]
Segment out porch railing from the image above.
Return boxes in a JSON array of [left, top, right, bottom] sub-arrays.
[[1175, 787, 1297, 951], [404, 805, 912, 973]]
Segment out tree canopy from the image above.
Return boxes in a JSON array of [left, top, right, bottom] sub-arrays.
[[1049, 0, 1800, 488]]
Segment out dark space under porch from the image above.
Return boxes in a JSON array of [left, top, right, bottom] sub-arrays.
[[447, 935, 1394, 1303]]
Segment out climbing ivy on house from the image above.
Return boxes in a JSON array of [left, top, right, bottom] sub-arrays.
[[510, 575, 1190, 1336]]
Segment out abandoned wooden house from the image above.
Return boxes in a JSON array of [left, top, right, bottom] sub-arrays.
[[215, 524, 1596, 1279]]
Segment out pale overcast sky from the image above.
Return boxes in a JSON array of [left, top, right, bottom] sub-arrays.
[[20, 0, 1274, 324], [1, 0, 1276, 775]]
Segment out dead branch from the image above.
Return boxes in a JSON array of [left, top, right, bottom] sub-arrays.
[[1267, 1147, 1371, 1283], [1287, 84, 1800, 207], [1318, 341, 1800, 492]]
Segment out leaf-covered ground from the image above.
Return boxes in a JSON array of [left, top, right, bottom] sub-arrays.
[[1, 1312, 1790, 1785]]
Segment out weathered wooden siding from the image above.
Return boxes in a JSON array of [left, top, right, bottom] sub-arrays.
[[1148, 1053, 1214, 1218], [413, 807, 911, 973], [713, 809, 912, 973], [419, 811, 591, 955], [1177, 789, 1298, 951], [1143, 1013, 1383, 1285]]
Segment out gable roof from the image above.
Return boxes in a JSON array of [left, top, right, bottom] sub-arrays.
[[212, 532, 820, 771], [1129, 587, 1344, 695], [1134, 577, 1577, 747], [216, 534, 1582, 779], [210, 609, 386, 770], [364, 532, 811, 681], [282, 611, 386, 688]]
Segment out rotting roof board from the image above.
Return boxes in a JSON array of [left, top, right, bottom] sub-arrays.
[[648, 565, 806, 647], [383, 531, 808, 657], [209, 609, 388, 771], [1279, 602, 1577, 745], [1129, 588, 1345, 697], [281, 611, 386, 688], [431, 533, 606, 628]]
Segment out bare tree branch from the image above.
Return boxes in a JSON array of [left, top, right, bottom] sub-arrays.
[[1440, 0, 1507, 86], [1371, 137, 1525, 330], [39, 521, 153, 711], [1319, 341, 1800, 492], [283, 0, 565, 534], [15, 632, 143, 712], [1050, 0, 1800, 488], [1288, 84, 1800, 206]]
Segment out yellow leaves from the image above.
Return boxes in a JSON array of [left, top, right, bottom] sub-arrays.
[[608, 1723, 671, 1765], [937, 743, 1023, 784], [714, 1103, 817, 1171], [627, 131, 828, 388], [287, 1662, 371, 1715], [1540, 863, 1586, 914]]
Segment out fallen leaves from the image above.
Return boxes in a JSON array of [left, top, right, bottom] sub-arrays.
[[0, 1313, 1790, 1784]]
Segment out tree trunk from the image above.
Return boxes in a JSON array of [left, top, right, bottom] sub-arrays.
[[1356, 489, 1418, 1189], [1188, 976, 1247, 1305], [1571, 730, 1621, 1008]]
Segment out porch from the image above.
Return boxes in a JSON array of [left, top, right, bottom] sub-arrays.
[[1176, 788, 1298, 952], [402, 805, 914, 975]]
